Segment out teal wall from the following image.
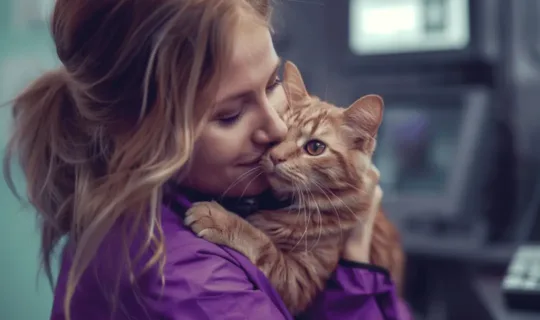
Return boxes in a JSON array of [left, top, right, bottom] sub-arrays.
[[1, 0, 59, 319]]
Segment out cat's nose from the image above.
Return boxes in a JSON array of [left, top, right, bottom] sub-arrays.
[[269, 152, 286, 165], [268, 141, 295, 166]]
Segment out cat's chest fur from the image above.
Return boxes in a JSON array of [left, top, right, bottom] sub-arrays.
[[247, 194, 366, 253]]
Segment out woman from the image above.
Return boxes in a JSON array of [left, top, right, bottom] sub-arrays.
[[4, 0, 411, 319]]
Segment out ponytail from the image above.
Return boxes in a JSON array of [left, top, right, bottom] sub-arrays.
[[4, 68, 77, 284]]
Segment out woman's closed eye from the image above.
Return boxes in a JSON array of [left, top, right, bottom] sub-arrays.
[[267, 76, 282, 92], [217, 109, 243, 126]]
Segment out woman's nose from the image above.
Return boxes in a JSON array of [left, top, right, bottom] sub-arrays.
[[253, 105, 288, 145]]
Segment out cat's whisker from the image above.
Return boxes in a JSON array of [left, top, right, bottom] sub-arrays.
[[238, 171, 263, 199], [301, 181, 311, 253], [313, 181, 343, 239], [315, 208, 324, 252], [304, 184, 323, 253], [279, 169, 306, 186], [289, 182, 310, 253], [321, 186, 359, 220], [299, 184, 310, 253], [344, 179, 379, 198], [287, 182, 302, 215], [343, 182, 364, 193], [291, 171, 308, 184], [220, 167, 261, 199], [295, 180, 321, 254], [288, 183, 304, 223]]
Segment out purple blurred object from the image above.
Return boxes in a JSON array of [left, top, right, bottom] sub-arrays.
[[392, 112, 431, 146], [391, 112, 432, 170]]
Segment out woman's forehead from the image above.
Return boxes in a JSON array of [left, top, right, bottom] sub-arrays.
[[215, 24, 277, 104]]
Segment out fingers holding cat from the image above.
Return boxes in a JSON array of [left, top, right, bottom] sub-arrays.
[[364, 162, 380, 194], [341, 159, 382, 263], [368, 163, 380, 184], [367, 163, 381, 212], [362, 163, 383, 247], [366, 184, 383, 226], [342, 182, 382, 262]]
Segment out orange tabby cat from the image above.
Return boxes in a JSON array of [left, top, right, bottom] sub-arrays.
[[185, 61, 384, 315]]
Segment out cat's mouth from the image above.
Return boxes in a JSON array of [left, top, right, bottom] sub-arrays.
[[267, 170, 305, 196]]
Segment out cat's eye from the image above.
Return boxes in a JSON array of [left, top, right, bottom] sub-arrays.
[[304, 140, 326, 156]]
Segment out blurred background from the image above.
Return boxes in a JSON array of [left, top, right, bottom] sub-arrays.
[[1, 0, 540, 319]]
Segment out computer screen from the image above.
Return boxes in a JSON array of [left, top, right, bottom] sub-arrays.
[[374, 103, 462, 196], [349, 0, 470, 55], [367, 89, 490, 219]]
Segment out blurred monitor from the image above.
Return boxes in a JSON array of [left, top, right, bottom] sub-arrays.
[[349, 0, 470, 55], [372, 89, 491, 220], [375, 104, 459, 196], [323, 0, 495, 69]]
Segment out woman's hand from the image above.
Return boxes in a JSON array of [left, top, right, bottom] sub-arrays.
[[342, 165, 382, 263]]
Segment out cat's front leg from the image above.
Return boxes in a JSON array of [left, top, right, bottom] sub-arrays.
[[184, 201, 272, 263], [186, 204, 326, 315]]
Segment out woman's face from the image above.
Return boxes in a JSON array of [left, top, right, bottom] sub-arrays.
[[181, 22, 288, 197]]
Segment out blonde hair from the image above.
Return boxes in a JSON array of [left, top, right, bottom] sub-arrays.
[[3, 0, 271, 318]]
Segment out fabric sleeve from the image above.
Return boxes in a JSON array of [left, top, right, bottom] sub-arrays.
[[143, 244, 291, 320], [298, 260, 413, 320]]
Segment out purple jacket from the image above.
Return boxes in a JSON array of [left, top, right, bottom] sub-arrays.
[[50, 194, 412, 319]]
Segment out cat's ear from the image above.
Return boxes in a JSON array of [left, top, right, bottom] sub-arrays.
[[283, 61, 309, 105], [344, 94, 384, 137]]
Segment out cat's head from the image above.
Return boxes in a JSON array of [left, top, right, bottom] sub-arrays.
[[260, 61, 383, 198]]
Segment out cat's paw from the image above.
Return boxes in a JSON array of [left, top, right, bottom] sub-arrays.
[[184, 201, 235, 245]]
